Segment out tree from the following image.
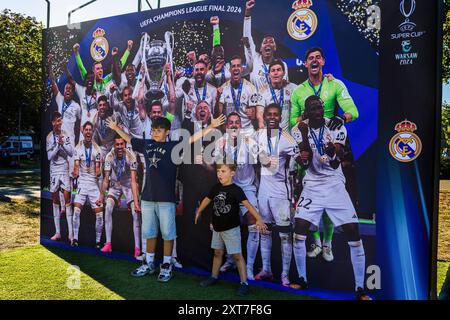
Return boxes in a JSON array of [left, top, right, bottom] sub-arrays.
[[443, 0, 450, 84], [0, 9, 43, 139]]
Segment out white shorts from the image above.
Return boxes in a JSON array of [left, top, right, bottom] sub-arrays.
[[258, 196, 292, 227], [107, 183, 133, 206], [239, 186, 258, 217], [74, 183, 102, 209], [295, 180, 358, 227], [50, 173, 71, 193]]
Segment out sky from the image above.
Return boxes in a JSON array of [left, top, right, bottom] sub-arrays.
[[1, 0, 449, 102]]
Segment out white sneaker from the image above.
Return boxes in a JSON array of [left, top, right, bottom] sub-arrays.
[[307, 244, 322, 258], [171, 257, 183, 269], [220, 260, 236, 272], [322, 246, 334, 262]]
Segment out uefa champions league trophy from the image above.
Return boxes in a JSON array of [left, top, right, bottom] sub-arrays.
[[141, 31, 174, 101]]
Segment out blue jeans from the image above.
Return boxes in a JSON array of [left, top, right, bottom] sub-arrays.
[[141, 201, 176, 240]]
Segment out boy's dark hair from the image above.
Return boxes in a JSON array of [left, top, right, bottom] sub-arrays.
[[216, 163, 237, 172], [305, 47, 325, 61], [51, 111, 62, 122], [151, 116, 171, 131], [269, 59, 285, 73]]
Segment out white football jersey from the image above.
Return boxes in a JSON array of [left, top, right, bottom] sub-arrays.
[[259, 82, 297, 131], [243, 16, 289, 92], [55, 92, 81, 143], [46, 130, 73, 175], [74, 141, 101, 185], [104, 148, 137, 188], [176, 79, 218, 120], [93, 112, 122, 161], [291, 119, 347, 185], [75, 83, 97, 127], [213, 132, 258, 188], [255, 129, 299, 199], [110, 91, 143, 139], [219, 79, 259, 130]]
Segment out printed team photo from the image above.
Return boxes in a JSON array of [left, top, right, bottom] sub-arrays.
[[35, 0, 442, 302]]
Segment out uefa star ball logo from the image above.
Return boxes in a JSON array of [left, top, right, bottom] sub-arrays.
[[389, 119, 422, 162], [90, 28, 109, 62], [287, 0, 318, 41]]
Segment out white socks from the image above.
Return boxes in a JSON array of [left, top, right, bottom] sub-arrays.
[[95, 213, 104, 243], [73, 207, 81, 240], [104, 198, 115, 243], [146, 252, 155, 265], [65, 204, 73, 240], [52, 203, 61, 234], [260, 232, 272, 273], [163, 255, 171, 265], [293, 233, 307, 281], [246, 226, 259, 272], [279, 232, 292, 276], [349, 240, 366, 290]]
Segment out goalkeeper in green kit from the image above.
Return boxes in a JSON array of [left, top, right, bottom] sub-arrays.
[[290, 47, 359, 262]]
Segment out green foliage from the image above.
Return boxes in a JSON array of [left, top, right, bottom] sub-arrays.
[[443, 0, 450, 84], [0, 9, 43, 139]]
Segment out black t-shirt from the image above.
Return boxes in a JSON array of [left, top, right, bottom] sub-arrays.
[[207, 183, 247, 232], [131, 138, 178, 202]]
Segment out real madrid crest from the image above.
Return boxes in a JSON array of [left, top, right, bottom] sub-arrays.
[[389, 119, 422, 162], [90, 28, 109, 62], [287, 0, 318, 41]]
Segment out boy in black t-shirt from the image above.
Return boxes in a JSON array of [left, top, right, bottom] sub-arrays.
[[107, 114, 225, 282], [195, 164, 267, 295]]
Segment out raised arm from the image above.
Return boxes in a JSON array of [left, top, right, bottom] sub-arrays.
[[243, 0, 257, 69], [119, 40, 132, 71], [210, 16, 221, 47], [105, 117, 132, 144], [47, 54, 59, 97], [188, 114, 226, 145], [165, 63, 177, 116], [73, 43, 87, 80], [111, 47, 122, 86], [65, 63, 76, 87]]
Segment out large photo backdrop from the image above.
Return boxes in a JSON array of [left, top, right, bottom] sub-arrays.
[[40, 0, 440, 300]]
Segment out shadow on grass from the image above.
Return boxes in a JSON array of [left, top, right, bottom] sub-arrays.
[[45, 246, 307, 300]]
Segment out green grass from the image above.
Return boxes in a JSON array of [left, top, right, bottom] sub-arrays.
[[0, 245, 309, 300]]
